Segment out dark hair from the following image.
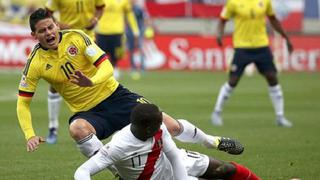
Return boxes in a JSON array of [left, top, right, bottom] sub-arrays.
[[29, 8, 54, 32], [130, 104, 162, 128]]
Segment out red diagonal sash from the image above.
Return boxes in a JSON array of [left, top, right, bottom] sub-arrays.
[[137, 129, 163, 180]]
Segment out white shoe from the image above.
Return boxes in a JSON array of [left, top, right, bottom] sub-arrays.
[[211, 111, 223, 126], [276, 116, 293, 127]]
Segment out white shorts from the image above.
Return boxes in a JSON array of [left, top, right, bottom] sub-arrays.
[[179, 149, 210, 177]]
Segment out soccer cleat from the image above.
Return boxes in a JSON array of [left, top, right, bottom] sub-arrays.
[[46, 128, 58, 144], [276, 116, 293, 127], [217, 137, 244, 155], [211, 111, 223, 126]]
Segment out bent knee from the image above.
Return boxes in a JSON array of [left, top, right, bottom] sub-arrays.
[[69, 119, 96, 141]]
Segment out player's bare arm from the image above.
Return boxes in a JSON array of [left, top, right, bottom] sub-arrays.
[[268, 16, 294, 53]]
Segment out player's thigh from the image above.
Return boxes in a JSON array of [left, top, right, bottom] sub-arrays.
[[229, 48, 252, 77], [69, 112, 115, 140], [254, 47, 277, 74], [180, 149, 210, 177]]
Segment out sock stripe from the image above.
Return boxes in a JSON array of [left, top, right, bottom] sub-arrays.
[[77, 133, 94, 144], [193, 128, 197, 138]]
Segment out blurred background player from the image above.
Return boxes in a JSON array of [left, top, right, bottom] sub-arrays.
[[125, 0, 151, 80], [211, 0, 294, 127], [96, 0, 140, 80], [44, 0, 105, 144], [74, 104, 259, 180]]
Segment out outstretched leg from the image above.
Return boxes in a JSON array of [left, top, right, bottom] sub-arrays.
[[163, 113, 244, 155]]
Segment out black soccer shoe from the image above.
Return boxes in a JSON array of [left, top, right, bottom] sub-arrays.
[[217, 137, 244, 155]]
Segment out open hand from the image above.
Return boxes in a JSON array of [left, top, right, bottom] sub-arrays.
[[70, 70, 93, 87], [27, 136, 45, 152]]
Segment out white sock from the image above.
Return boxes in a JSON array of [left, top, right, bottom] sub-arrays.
[[175, 119, 220, 148], [214, 82, 234, 113], [77, 133, 103, 158], [48, 90, 62, 130], [269, 84, 284, 117]]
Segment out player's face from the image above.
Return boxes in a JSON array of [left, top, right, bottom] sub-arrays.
[[31, 18, 60, 50]]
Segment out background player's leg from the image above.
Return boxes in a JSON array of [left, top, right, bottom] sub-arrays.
[[211, 82, 234, 126], [47, 87, 61, 144], [264, 72, 292, 127]]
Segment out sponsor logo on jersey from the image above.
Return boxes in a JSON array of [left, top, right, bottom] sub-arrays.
[[46, 64, 52, 70], [67, 45, 78, 56]]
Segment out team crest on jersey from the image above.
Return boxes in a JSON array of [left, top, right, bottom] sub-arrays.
[[19, 75, 28, 88], [67, 45, 78, 56]]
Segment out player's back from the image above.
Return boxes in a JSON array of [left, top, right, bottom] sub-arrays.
[[104, 125, 174, 180]]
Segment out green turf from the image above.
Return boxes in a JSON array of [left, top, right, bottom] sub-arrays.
[[0, 70, 319, 180]]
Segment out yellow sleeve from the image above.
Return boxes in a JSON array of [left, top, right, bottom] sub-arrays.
[[95, 0, 105, 7], [220, 0, 235, 20], [17, 96, 35, 140], [45, 0, 59, 11], [125, 1, 140, 36], [266, 0, 275, 16], [91, 59, 114, 85]]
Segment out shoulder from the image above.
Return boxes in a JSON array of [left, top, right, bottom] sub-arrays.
[[23, 44, 41, 75], [61, 29, 93, 46]]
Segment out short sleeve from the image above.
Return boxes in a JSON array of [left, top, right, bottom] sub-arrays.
[[266, 0, 275, 16], [220, 0, 235, 20]]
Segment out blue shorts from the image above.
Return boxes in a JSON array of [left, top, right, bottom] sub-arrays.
[[230, 46, 277, 76], [69, 84, 150, 140]]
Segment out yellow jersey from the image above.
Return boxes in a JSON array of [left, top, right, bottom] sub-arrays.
[[17, 30, 119, 140], [221, 0, 275, 48], [45, 0, 105, 38], [96, 0, 139, 35]]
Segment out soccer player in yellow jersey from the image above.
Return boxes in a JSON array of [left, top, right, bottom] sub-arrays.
[[96, 0, 140, 79], [44, 0, 105, 144], [211, 0, 293, 127], [17, 9, 244, 162]]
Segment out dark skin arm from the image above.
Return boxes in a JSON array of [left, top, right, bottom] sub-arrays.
[[268, 16, 294, 53], [85, 6, 105, 30], [216, 18, 227, 47]]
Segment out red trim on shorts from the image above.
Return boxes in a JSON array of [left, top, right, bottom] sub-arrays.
[[137, 129, 163, 180]]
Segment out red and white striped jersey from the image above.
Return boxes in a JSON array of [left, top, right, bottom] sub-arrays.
[[94, 124, 177, 180]]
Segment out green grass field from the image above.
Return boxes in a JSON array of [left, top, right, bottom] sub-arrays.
[[0, 70, 319, 180]]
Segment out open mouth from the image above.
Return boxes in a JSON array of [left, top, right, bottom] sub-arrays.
[[46, 36, 56, 45]]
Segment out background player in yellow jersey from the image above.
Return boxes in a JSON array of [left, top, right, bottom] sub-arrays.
[[44, 0, 105, 144], [96, 0, 140, 79], [211, 0, 293, 127], [17, 9, 243, 165]]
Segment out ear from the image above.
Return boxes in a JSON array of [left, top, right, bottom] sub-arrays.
[[31, 32, 36, 39]]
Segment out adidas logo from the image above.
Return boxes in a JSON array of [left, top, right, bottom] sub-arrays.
[[46, 64, 52, 70]]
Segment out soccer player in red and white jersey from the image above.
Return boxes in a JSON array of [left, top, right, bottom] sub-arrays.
[[74, 104, 261, 180]]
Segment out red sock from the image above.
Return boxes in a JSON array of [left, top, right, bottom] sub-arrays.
[[228, 162, 261, 180]]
